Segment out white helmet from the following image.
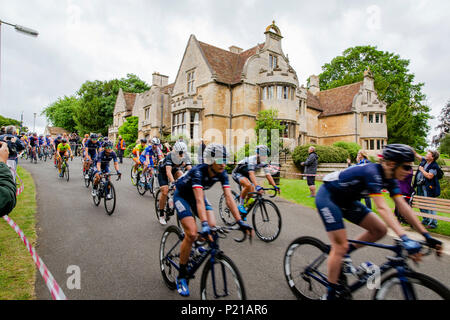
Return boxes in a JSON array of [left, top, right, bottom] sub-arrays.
[[256, 145, 270, 157], [203, 143, 228, 165], [173, 141, 188, 153], [151, 137, 160, 145]]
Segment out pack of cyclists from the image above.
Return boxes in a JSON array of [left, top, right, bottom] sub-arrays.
[[17, 131, 447, 300]]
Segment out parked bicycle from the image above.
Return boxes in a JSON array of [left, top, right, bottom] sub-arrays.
[[283, 236, 450, 300], [160, 224, 249, 300], [92, 172, 121, 215], [218, 187, 281, 242]]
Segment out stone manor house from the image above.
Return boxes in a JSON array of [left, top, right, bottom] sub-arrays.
[[109, 22, 388, 155]]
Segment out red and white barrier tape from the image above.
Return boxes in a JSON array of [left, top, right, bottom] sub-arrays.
[[2, 173, 67, 300]]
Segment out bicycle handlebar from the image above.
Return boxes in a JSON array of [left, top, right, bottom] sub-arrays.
[[201, 226, 252, 244], [248, 187, 278, 198]]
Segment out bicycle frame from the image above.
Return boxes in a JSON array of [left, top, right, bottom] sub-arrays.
[[164, 232, 231, 298], [302, 239, 417, 299]]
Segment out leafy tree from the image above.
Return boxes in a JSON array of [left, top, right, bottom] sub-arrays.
[[41, 96, 78, 132], [439, 134, 450, 155], [118, 116, 139, 147], [0, 115, 21, 127], [333, 141, 361, 162], [432, 100, 450, 147], [319, 46, 431, 150], [254, 109, 285, 152]]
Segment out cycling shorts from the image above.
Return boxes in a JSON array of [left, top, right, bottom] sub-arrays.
[[315, 184, 372, 232], [173, 189, 213, 221], [93, 166, 110, 175]]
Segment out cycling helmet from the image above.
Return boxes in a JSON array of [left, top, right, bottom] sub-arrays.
[[85, 134, 89, 138], [90, 134, 98, 140], [382, 144, 415, 163], [103, 141, 113, 148], [203, 143, 228, 165], [151, 137, 161, 145], [140, 138, 147, 144], [173, 141, 188, 153], [61, 138, 67, 143], [256, 145, 270, 157]]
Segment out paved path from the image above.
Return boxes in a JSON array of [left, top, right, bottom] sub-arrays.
[[19, 158, 450, 300]]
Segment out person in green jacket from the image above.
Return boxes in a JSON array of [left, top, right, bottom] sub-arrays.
[[0, 141, 16, 217]]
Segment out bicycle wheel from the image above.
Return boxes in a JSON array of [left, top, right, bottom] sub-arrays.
[[373, 271, 450, 300], [218, 190, 240, 226], [104, 183, 116, 215], [154, 189, 163, 220], [251, 199, 281, 242], [65, 163, 70, 182], [93, 186, 101, 207], [84, 170, 91, 188], [160, 225, 184, 290], [284, 236, 330, 300], [130, 166, 138, 186], [152, 172, 160, 199], [200, 253, 246, 300], [136, 172, 147, 196]]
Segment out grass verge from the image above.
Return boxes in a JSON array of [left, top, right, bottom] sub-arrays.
[[0, 166, 36, 300], [273, 178, 450, 238]]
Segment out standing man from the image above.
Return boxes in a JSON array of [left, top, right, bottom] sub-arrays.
[[0, 126, 25, 182], [0, 141, 16, 217], [301, 146, 319, 198], [116, 135, 126, 164]]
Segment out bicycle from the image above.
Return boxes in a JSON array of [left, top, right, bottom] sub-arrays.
[[83, 161, 95, 188], [283, 236, 450, 300], [154, 184, 179, 226], [58, 156, 70, 182], [130, 164, 143, 186], [136, 166, 159, 197], [92, 172, 121, 215], [159, 224, 250, 300], [218, 187, 281, 242]]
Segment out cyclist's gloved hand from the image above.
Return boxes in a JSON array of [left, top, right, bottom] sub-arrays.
[[423, 232, 443, 255], [255, 185, 263, 192], [400, 235, 422, 255], [200, 221, 211, 237], [274, 186, 280, 193], [237, 219, 252, 232]]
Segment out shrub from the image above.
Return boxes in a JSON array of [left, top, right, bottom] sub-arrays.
[[292, 144, 349, 170], [332, 141, 361, 162], [439, 177, 450, 200]]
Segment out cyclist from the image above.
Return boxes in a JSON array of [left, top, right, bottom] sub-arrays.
[[91, 141, 121, 198], [140, 137, 163, 181], [315, 144, 443, 300], [83, 134, 102, 178], [173, 143, 253, 297], [29, 133, 38, 163], [81, 134, 89, 158], [56, 138, 73, 177], [232, 145, 279, 219], [157, 141, 192, 225], [132, 138, 147, 178], [37, 134, 45, 158]]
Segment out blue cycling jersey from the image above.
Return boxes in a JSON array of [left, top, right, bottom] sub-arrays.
[[175, 164, 230, 201], [95, 151, 118, 170], [85, 139, 101, 157], [323, 163, 401, 201]]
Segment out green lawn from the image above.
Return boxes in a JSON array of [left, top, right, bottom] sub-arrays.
[[0, 166, 36, 300], [273, 178, 450, 237]]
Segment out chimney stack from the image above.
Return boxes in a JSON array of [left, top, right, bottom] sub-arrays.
[[152, 72, 169, 87], [229, 46, 243, 54], [308, 75, 320, 95]]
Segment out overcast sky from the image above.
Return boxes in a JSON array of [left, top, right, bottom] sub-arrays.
[[0, 0, 448, 143]]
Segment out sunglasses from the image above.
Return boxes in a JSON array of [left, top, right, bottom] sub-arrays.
[[401, 164, 412, 171], [215, 158, 227, 165]]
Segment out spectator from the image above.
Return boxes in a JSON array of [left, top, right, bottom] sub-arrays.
[[116, 135, 126, 164], [0, 141, 16, 217], [301, 146, 319, 198], [197, 139, 206, 164], [0, 125, 25, 182], [413, 150, 441, 229], [395, 168, 414, 224]]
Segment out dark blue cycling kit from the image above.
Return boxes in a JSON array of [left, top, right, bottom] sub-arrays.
[[231, 155, 270, 184], [84, 139, 101, 160], [94, 151, 118, 174], [174, 164, 230, 220], [316, 163, 401, 232], [139, 145, 162, 167], [158, 152, 192, 187]]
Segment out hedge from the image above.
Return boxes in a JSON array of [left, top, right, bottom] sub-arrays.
[[332, 141, 361, 162], [440, 177, 450, 199], [292, 144, 349, 170]]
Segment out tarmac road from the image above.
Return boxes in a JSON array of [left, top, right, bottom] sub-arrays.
[[20, 157, 450, 300]]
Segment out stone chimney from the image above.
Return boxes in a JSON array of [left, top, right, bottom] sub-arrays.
[[308, 75, 320, 95], [363, 67, 375, 91], [152, 72, 169, 87], [264, 21, 283, 54], [229, 46, 243, 54]]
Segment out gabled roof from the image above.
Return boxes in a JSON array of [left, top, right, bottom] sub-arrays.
[[162, 83, 175, 94], [197, 41, 265, 85], [46, 126, 69, 136], [123, 92, 137, 113], [306, 82, 362, 117]]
